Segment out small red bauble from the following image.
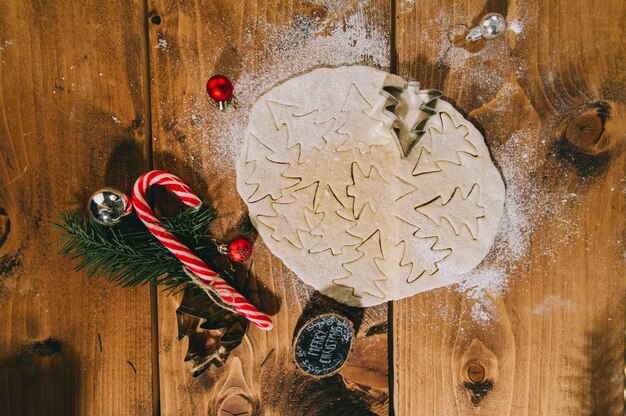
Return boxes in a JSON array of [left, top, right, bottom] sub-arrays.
[[206, 75, 234, 102], [227, 237, 253, 263]]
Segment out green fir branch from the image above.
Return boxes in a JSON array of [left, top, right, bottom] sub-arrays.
[[51, 203, 237, 293]]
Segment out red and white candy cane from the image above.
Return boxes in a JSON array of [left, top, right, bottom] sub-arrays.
[[132, 170, 273, 331]]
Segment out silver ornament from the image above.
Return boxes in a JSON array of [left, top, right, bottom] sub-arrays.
[[480, 13, 506, 39], [88, 187, 132, 225]]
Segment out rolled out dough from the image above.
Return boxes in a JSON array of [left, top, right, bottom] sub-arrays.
[[237, 65, 505, 307]]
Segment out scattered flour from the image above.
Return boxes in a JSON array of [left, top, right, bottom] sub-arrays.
[[174, 6, 389, 176], [155, 38, 168, 49], [157, 7, 583, 325], [452, 85, 580, 324], [399, 0, 416, 14], [458, 267, 508, 299], [509, 21, 524, 34], [532, 295, 575, 315], [457, 267, 508, 324], [470, 302, 494, 323]]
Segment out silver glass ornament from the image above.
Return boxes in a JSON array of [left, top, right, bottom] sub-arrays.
[[88, 187, 132, 225], [480, 13, 506, 39]]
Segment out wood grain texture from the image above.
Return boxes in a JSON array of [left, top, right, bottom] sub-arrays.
[[2, 1, 624, 414], [393, 0, 626, 415], [0, 1, 153, 415], [147, 0, 391, 414]]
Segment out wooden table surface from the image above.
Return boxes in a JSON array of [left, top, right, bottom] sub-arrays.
[[1, 1, 624, 415]]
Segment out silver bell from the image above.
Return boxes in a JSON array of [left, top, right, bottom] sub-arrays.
[[480, 13, 506, 39], [88, 187, 132, 226], [465, 13, 506, 42]]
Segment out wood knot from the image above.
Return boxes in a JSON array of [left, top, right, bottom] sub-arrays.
[[463, 379, 494, 406], [463, 360, 492, 406], [9, 338, 63, 365], [563, 101, 612, 155], [32, 339, 63, 356], [467, 362, 485, 382], [0, 252, 22, 277], [0, 208, 10, 248], [219, 394, 253, 416]]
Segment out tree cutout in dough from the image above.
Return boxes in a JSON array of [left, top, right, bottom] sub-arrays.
[[282, 143, 356, 209], [412, 112, 478, 176], [296, 228, 323, 252], [375, 240, 411, 282], [334, 231, 387, 299], [335, 84, 392, 154], [307, 187, 362, 255], [348, 163, 387, 217], [417, 184, 485, 239], [399, 231, 451, 283], [267, 101, 333, 163], [348, 163, 417, 219], [416, 157, 477, 201], [392, 188, 431, 230], [345, 204, 381, 241], [265, 135, 301, 168], [257, 183, 318, 248], [245, 132, 300, 202]]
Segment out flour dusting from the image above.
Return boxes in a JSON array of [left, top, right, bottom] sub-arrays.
[[455, 266, 507, 323], [176, 7, 389, 175], [532, 295, 575, 315], [155, 38, 168, 49], [509, 21, 524, 34], [453, 116, 580, 324], [156, 6, 581, 324], [399, 0, 416, 14]]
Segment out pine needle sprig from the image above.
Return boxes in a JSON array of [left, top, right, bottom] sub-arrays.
[[51, 203, 236, 293]]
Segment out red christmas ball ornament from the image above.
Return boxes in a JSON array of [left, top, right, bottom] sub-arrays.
[[206, 74, 234, 110], [226, 237, 253, 263]]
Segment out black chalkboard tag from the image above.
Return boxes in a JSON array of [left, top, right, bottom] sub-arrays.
[[293, 313, 354, 377]]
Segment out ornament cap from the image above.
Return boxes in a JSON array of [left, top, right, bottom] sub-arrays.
[[466, 26, 484, 42]]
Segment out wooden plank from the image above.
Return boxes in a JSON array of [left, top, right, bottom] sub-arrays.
[[393, 0, 625, 414], [147, 0, 391, 414], [0, 1, 153, 415]]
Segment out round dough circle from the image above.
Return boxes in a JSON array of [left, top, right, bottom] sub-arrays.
[[237, 65, 505, 307]]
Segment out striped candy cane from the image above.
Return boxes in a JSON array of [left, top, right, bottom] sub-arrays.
[[132, 170, 273, 331]]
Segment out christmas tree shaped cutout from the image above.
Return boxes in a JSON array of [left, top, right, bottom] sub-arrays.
[[333, 231, 387, 299], [375, 240, 412, 283], [306, 186, 361, 255], [412, 112, 478, 175], [417, 184, 485, 239], [267, 101, 333, 163], [399, 232, 451, 282], [257, 183, 318, 248], [335, 84, 391, 154], [245, 131, 300, 202], [281, 144, 356, 209], [348, 163, 417, 220]]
